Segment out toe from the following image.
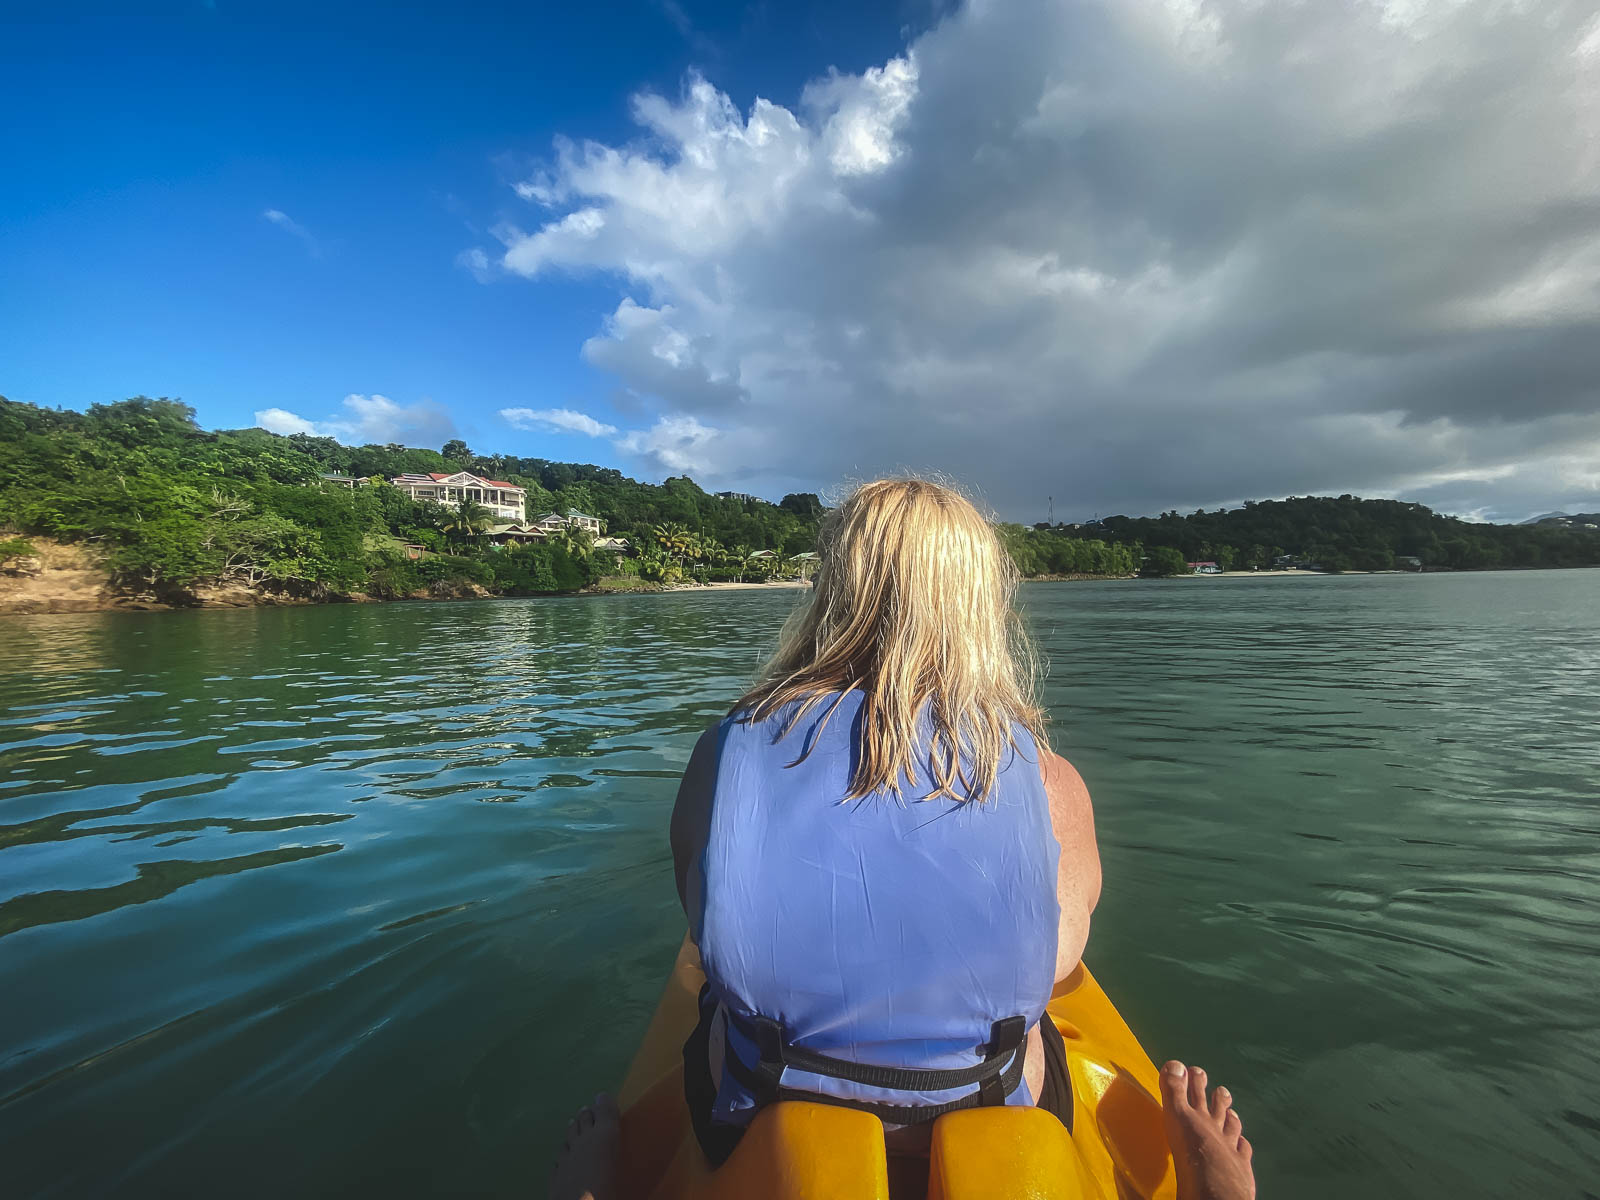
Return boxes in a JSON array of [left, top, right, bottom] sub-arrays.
[[576, 1105, 596, 1134], [1209, 1085, 1232, 1121], [1223, 1109, 1242, 1140], [1238, 1135, 1253, 1161], [1160, 1061, 1191, 1111], [1187, 1065, 1209, 1113]]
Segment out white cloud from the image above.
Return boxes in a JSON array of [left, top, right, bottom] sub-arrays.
[[478, 0, 1600, 520], [500, 407, 619, 437], [254, 407, 321, 437], [263, 208, 320, 256], [455, 247, 494, 283], [253, 394, 456, 446], [614, 414, 721, 475]]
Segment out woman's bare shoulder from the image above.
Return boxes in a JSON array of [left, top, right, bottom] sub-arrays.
[[1036, 739, 1101, 908], [1038, 742, 1092, 813]]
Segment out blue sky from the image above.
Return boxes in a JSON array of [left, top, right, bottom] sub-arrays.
[[0, 0, 922, 465], [4, 1, 1598, 521]]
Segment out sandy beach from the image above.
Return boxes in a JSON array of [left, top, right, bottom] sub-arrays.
[[1192, 568, 1390, 578], [668, 579, 812, 592]]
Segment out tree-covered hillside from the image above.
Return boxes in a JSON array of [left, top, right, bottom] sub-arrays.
[[5, 396, 1592, 605], [1053, 495, 1600, 572], [0, 396, 826, 601]]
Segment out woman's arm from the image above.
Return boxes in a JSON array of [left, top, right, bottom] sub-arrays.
[[669, 728, 718, 917], [1041, 747, 1101, 982]]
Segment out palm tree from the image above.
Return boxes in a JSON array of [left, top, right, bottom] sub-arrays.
[[443, 500, 494, 552], [651, 522, 692, 565], [552, 523, 594, 560]]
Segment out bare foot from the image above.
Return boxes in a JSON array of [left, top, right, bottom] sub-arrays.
[[548, 1093, 620, 1200], [1158, 1062, 1256, 1200]]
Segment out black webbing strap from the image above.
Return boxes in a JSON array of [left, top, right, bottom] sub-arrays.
[[727, 1014, 1029, 1125]]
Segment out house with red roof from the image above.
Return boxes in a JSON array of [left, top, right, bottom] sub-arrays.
[[390, 471, 526, 522]]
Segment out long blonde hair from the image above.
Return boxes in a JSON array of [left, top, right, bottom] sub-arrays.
[[735, 478, 1044, 803]]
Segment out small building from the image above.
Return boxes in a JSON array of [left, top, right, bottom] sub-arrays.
[[594, 536, 632, 553], [1186, 561, 1222, 575], [1394, 555, 1423, 571], [717, 491, 757, 503], [391, 472, 526, 522], [533, 510, 604, 536], [399, 543, 426, 561], [485, 523, 548, 545], [747, 550, 778, 560], [317, 473, 363, 489]]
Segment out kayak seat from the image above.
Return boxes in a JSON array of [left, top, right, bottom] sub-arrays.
[[686, 1101, 891, 1199], [614, 941, 1176, 1200], [656, 1100, 1094, 1199], [928, 1106, 1096, 1199]]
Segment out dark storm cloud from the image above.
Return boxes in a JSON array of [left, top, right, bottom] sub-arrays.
[[487, 0, 1600, 521]]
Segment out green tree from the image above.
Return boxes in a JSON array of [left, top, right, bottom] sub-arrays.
[[443, 500, 495, 551], [1142, 546, 1187, 577]]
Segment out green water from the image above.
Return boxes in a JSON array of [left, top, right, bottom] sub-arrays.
[[1, 573, 1597, 1198]]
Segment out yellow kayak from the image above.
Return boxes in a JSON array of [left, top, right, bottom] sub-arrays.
[[615, 938, 1177, 1199]]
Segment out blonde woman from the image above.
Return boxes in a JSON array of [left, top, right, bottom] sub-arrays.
[[551, 480, 1256, 1200]]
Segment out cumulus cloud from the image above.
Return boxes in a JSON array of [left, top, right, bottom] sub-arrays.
[[254, 394, 456, 446], [498, 405, 728, 478], [263, 208, 320, 256], [481, 0, 1600, 521], [500, 406, 619, 437], [614, 414, 721, 475]]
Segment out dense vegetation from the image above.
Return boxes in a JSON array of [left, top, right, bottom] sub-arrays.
[[995, 525, 1142, 578], [4, 396, 1592, 603], [1047, 495, 1600, 573], [0, 396, 830, 601]]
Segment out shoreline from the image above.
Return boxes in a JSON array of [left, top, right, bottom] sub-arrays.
[[4, 549, 1587, 617], [665, 579, 810, 592], [0, 544, 820, 614]]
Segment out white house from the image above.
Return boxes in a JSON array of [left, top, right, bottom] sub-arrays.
[[391, 472, 526, 522], [533, 510, 604, 535]]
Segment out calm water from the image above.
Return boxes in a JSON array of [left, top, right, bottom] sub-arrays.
[[2, 573, 1598, 1198]]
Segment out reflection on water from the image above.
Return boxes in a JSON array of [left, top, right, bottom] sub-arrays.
[[1, 574, 1598, 1197]]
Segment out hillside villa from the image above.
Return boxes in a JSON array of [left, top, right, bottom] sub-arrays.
[[390, 472, 527, 522], [533, 510, 604, 535]]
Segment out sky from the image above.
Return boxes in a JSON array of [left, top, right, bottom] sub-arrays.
[[2, 0, 1598, 524]]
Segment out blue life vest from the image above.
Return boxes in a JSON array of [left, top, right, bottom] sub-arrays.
[[692, 689, 1060, 1125]]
